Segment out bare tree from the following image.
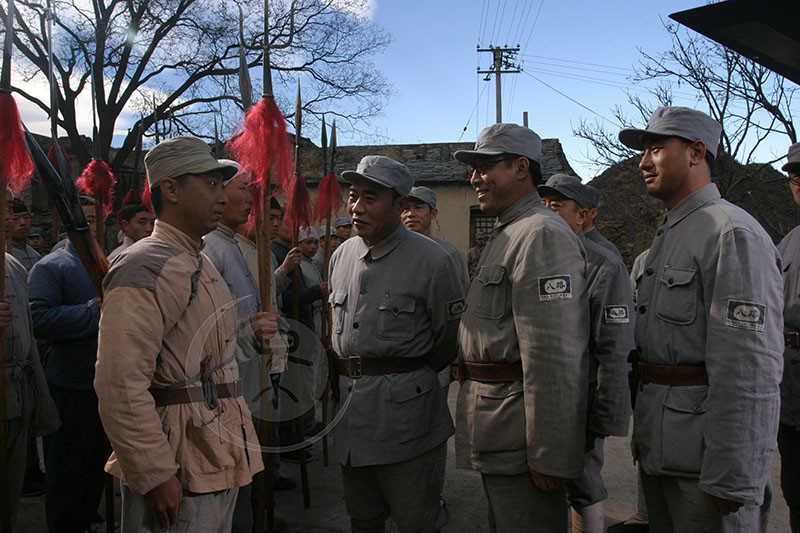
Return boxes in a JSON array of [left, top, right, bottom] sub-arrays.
[[575, 19, 797, 200], [3, 0, 391, 173]]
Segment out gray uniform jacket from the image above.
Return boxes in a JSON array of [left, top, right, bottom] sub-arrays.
[[582, 234, 634, 437], [328, 222, 465, 467], [431, 236, 469, 292], [108, 235, 135, 263], [778, 225, 800, 430], [584, 227, 622, 259], [633, 183, 783, 506], [2, 253, 60, 434], [455, 192, 591, 479], [11, 243, 41, 272]]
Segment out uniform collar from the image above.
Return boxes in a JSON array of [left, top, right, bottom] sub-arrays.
[[358, 221, 407, 261], [494, 192, 542, 232], [152, 219, 205, 255], [213, 223, 237, 242], [664, 183, 720, 228]]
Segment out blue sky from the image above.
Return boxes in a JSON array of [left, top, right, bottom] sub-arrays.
[[348, 0, 709, 179]]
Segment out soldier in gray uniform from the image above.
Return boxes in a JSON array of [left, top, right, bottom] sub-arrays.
[[328, 155, 465, 532], [620, 106, 783, 531], [583, 185, 622, 259], [453, 123, 591, 532], [777, 141, 800, 532], [539, 174, 635, 533], [467, 232, 486, 281]]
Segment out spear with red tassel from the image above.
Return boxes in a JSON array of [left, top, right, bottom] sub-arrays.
[[46, 145, 71, 247], [0, 0, 35, 527], [226, 1, 295, 531]]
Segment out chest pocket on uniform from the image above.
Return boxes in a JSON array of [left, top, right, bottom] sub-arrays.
[[656, 267, 697, 325], [474, 266, 509, 320], [329, 291, 347, 334], [377, 296, 415, 341]]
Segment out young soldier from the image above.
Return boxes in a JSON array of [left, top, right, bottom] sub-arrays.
[[454, 123, 590, 532], [328, 155, 464, 531], [620, 107, 783, 530], [583, 185, 622, 259], [778, 141, 800, 532], [333, 217, 352, 241], [108, 202, 155, 262], [539, 173, 635, 533], [403, 185, 469, 291], [466, 231, 486, 281], [312, 225, 339, 278], [95, 136, 265, 531], [10, 198, 41, 271]]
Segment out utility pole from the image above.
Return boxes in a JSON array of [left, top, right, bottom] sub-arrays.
[[477, 45, 521, 123]]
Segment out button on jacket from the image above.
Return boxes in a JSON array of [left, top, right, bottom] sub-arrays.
[[778, 225, 800, 430], [633, 183, 783, 506], [328, 223, 465, 467], [95, 220, 263, 495], [456, 192, 591, 479]]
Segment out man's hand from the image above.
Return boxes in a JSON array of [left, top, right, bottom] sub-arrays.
[[251, 311, 279, 341], [279, 248, 302, 274], [95, 297, 103, 309], [530, 469, 564, 492], [144, 475, 182, 529], [0, 301, 12, 329], [319, 281, 328, 294], [704, 493, 743, 516]]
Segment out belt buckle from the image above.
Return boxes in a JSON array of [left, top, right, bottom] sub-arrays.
[[232, 379, 240, 397], [349, 355, 362, 379], [788, 332, 800, 347]]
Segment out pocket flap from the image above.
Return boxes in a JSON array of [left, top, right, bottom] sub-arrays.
[[663, 388, 707, 414], [660, 267, 696, 288], [477, 381, 523, 399], [477, 266, 506, 286], [390, 378, 434, 403], [329, 290, 347, 306], [378, 296, 415, 316]]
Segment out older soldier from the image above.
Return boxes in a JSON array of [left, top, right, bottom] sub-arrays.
[[620, 107, 783, 531], [95, 137, 265, 532], [467, 231, 486, 281], [202, 159, 286, 533], [539, 174, 635, 533], [583, 185, 622, 259], [328, 155, 464, 532], [403, 185, 469, 291], [778, 141, 800, 532], [108, 202, 155, 262], [454, 123, 590, 532]]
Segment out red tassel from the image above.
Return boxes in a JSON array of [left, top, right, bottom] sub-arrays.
[[46, 144, 72, 175], [312, 172, 342, 223], [76, 160, 117, 216], [122, 190, 140, 205], [0, 92, 34, 192], [285, 173, 311, 234], [227, 98, 293, 226], [141, 182, 153, 213]]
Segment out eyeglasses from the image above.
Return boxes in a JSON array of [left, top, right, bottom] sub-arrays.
[[467, 156, 518, 176], [789, 173, 800, 185]]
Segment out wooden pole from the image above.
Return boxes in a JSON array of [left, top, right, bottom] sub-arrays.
[[0, 184, 12, 532]]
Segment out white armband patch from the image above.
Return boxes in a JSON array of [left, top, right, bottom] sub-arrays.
[[448, 298, 465, 320], [725, 300, 766, 332], [603, 305, 629, 324], [538, 275, 572, 301]]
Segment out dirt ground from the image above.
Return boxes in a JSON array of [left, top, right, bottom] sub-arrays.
[[18, 384, 790, 531]]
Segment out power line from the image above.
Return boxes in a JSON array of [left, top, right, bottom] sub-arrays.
[[522, 70, 620, 127], [491, 0, 503, 44], [512, 0, 534, 46], [478, 0, 489, 45], [460, 81, 491, 142], [505, 0, 521, 46], [521, 0, 545, 52], [521, 58, 634, 77], [518, 53, 635, 72]]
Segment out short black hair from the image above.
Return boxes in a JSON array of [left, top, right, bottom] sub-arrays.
[[150, 174, 188, 216], [678, 138, 715, 172], [119, 202, 149, 224], [503, 156, 543, 187], [79, 195, 96, 207]]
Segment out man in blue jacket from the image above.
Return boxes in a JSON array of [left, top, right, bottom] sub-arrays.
[[28, 196, 105, 533]]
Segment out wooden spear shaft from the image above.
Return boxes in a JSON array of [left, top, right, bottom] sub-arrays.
[[0, 184, 11, 533]]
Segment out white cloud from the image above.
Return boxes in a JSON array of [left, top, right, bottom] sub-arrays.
[[330, 0, 376, 21]]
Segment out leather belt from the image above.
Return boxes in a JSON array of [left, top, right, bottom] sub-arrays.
[[638, 362, 708, 386], [451, 361, 523, 382], [150, 381, 242, 407], [786, 332, 800, 348], [336, 356, 425, 379]]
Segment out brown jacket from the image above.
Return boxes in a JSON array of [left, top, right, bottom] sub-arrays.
[[95, 221, 263, 495]]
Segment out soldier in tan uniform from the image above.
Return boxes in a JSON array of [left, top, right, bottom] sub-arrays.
[[454, 123, 591, 532], [328, 155, 465, 532], [95, 137, 268, 532], [621, 107, 783, 531]]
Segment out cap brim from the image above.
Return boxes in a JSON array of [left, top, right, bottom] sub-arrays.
[[341, 170, 394, 192], [783, 162, 800, 173], [453, 149, 505, 165], [618, 128, 649, 151]]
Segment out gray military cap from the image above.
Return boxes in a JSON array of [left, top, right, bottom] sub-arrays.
[[341, 155, 414, 196], [586, 185, 602, 209], [538, 174, 592, 209], [145, 136, 237, 190], [217, 158, 245, 186], [333, 217, 351, 229], [454, 123, 542, 165], [475, 231, 487, 240], [783, 142, 800, 173], [29, 227, 43, 238], [618, 106, 722, 158], [408, 186, 437, 209]]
